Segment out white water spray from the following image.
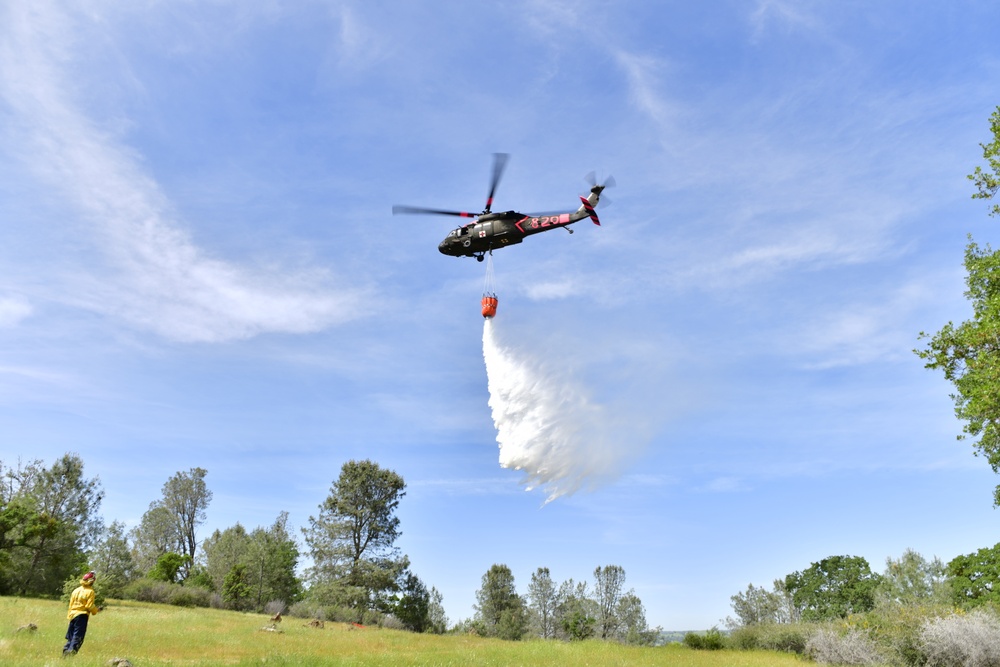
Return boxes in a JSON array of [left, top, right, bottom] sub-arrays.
[[483, 318, 629, 503]]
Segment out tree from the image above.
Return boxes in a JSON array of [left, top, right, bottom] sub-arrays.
[[879, 548, 948, 607], [243, 513, 301, 610], [918, 106, 1000, 505], [200, 523, 251, 593], [159, 468, 212, 574], [593, 565, 626, 640], [223, 563, 253, 611], [394, 571, 430, 632], [130, 468, 212, 581], [784, 555, 882, 621], [527, 567, 558, 639], [427, 586, 448, 634], [616, 592, 657, 645], [303, 460, 408, 618], [88, 520, 137, 599], [947, 543, 1000, 608], [130, 504, 180, 575], [201, 513, 301, 612], [0, 455, 103, 595], [554, 579, 598, 641], [148, 552, 190, 583], [474, 564, 527, 640], [969, 106, 1000, 217], [728, 582, 782, 628]]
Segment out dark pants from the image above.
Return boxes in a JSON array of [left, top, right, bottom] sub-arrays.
[[63, 614, 88, 655]]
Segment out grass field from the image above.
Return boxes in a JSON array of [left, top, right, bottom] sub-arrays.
[[0, 596, 807, 666]]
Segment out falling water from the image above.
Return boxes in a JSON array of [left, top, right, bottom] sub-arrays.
[[482, 318, 627, 503]]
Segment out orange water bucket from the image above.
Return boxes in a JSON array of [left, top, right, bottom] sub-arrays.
[[481, 295, 498, 318]]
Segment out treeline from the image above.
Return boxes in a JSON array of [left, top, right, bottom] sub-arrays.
[[0, 453, 656, 644], [0, 455, 441, 631], [459, 563, 658, 644], [700, 548, 1000, 664]]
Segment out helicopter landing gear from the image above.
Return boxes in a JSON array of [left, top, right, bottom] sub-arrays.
[[476, 254, 484, 262]]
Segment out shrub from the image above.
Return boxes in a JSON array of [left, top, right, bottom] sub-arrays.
[[288, 600, 326, 621], [921, 609, 1000, 667], [728, 623, 813, 654], [167, 586, 212, 608], [683, 627, 725, 650], [806, 628, 884, 665], [858, 602, 952, 666], [123, 578, 212, 608], [124, 578, 174, 604]]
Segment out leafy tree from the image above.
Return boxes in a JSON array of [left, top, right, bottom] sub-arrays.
[[918, 107, 1000, 505], [394, 571, 430, 632], [427, 586, 448, 634], [616, 592, 657, 645], [969, 106, 1000, 217], [243, 512, 301, 609], [303, 460, 408, 619], [527, 567, 558, 639], [728, 582, 782, 628], [159, 468, 212, 575], [554, 579, 598, 641], [784, 555, 881, 621], [593, 565, 626, 640], [148, 552, 190, 583], [88, 520, 137, 599], [474, 564, 527, 640], [879, 548, 948, 606], [223, 563, 253, 611], [201, 513, 301, 611], [772, 577, 801, 623], [947, 542, 1000, 608], [200, 523, 250, 593], [130, 504, 180, 575], [130, 468, 212, 581], [0, 455, 103, 595]]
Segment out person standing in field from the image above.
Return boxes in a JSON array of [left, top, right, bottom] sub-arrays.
[[63, 571, 100, 656]]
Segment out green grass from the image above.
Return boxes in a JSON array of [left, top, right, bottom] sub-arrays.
[[0, 596, 805, 666]]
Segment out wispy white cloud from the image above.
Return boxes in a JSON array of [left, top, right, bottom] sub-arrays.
[[0, 1, 368, 343], [0, 296, 32, 328], [749, 0, 823, 40]]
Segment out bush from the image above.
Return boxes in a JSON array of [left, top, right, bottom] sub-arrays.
[[288, 600, 326, 621], [123, 578, 212, 608], [124, 578, 173, 604], [806, 628, 884, 665], [727, 623, 813, 654], [858, 602, 951, 666], [921, 609, 1000, 667], [683, 627, 725, 650], [167, 586, 213, 608]]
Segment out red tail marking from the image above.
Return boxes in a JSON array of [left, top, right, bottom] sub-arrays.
[[579, 196, 600, 226]]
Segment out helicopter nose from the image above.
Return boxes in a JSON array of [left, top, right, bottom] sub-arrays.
[[438, 240, 451, 255]]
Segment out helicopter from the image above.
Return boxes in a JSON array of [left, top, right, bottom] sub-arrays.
[[392, 153, 614, 261]]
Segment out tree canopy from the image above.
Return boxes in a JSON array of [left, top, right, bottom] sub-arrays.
[[918, 106, 1000, 505], [303, 459, 408, 616], [784, 555, 881, 621], [0, 454, 103, 596]]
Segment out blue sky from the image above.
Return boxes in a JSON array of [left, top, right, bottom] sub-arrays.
[[2, 0, 999, 630]]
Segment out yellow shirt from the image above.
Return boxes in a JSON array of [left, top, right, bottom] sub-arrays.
[[67, 581, 99, 620]]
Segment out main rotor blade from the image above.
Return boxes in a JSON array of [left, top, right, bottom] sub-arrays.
[[484, 153, 509, 214], [392, 205, 478, 218]]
